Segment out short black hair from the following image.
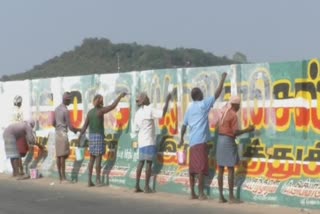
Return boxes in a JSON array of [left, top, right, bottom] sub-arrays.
[[191, 87, 202, 101]]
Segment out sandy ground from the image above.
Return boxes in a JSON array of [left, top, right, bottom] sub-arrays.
[[0, 173, 318, 214]]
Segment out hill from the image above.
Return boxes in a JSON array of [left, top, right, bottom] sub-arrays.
[[2, 38, 242, 81]]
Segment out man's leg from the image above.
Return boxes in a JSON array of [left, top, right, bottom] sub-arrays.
[[18, 158, 24, 175], [56, 156, 62, 181], [218, 166, 227, 203], [60, 155, 68, 181], [10, 158, 16, 177], [11, 158, 19, 177], [189, 172, 198, 199], [95, 155, 102, 186], [198, 173, 207, 200], [88, 155, 95, 187], [227, 166, 241, 203], [135, 160, 144, 192], [144, 160, 153, 193]]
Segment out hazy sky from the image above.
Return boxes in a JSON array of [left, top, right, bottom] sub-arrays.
[[1, 0, 320, 76]]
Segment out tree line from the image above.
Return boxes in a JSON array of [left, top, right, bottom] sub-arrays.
[[1, 38, 247, 81]]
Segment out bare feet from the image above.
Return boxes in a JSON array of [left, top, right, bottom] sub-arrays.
[[134, 187, 143, 193], [144, 186, 154, 193], [189, 194, 199, 200], [229, 198, 243, 204], [219, 197, 228, 203], [96, 182, 104, 187], [60, 180, 72, 184], [199, 194, 208, 200], [88, 181, 95, 187], [17, 175, 30, 180]]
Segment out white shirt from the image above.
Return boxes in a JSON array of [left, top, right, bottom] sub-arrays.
[[12, 106, 24, 123], [134, 105, 162, 148]]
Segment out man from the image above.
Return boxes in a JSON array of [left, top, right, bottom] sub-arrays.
[[3, 120, 36, 178], [12, 95, 28, 177], [179, 72, 227, 200], [12, 95, 23, 122], [53, 92, 80, 184], [216, 95, 254, 203], [133, 89, 175, 193], [79, 92, 127, 187]]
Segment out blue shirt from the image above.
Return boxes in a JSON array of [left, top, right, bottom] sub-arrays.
[[183, 96, 215, 147]]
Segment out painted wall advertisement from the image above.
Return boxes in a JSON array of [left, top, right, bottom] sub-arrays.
[[0, 59, 320, 209]]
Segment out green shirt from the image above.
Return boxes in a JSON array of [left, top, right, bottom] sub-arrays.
[[87, 107, 104, 136]]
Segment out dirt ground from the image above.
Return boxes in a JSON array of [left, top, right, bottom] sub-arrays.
[[0, 173, 318, 214]]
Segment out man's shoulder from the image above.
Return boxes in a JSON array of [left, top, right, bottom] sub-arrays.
[[54, 103, 63, 110], [204, 96, 215, 103]]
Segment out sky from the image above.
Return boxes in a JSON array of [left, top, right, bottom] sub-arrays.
[[1, 0, 320, 76]]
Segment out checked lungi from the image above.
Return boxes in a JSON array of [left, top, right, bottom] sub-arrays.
[[89, 133, 105, 156], [189, 143, 209, 176]]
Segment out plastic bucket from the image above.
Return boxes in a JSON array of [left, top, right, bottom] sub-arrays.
[[177, 150, 186, 165], [75, 147, 85, 161], [30, 169, 39, 179]]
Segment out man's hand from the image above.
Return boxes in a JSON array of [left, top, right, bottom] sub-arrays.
[[221, 72, 227, 80], [178, 139, 184, 148], [120, 92, 127, 98], [247, 124, 255, 132]]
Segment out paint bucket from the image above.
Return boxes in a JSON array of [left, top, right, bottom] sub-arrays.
[[75, 147, 85, 161], [30, 168, 39, 179], [79, 135, 88, 147], [177, 149, 186, 165]]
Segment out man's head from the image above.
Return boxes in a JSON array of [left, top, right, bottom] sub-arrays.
[[14, 95, 22, 107], [136, 92, 150, 107], [62, 92, 72, 105], [191, 87, 203, 101], [230, 95, 241, 112], [93, 94, 104, 108], [27, 119, 36, 128]]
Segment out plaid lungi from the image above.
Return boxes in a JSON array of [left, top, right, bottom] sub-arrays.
[[189, 143, 209, 176], [89, 133, 105, 156], [4, 135, 20, 159]]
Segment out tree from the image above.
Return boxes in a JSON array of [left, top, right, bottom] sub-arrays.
[[232, 52, 248, 63]]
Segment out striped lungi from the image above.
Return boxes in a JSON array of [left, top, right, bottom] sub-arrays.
[[139, 145, 156, 161], [89, 133, 105, 156], [216, 134, 239, 167], [55, 131, 70, 157], [4, 134, 20, 159], [189, 143, 209, 176]]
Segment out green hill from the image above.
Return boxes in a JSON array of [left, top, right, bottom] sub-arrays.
[[2, 38, 242, 81]]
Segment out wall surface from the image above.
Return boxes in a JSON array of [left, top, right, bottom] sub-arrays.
[[1, 59, 320, 209]]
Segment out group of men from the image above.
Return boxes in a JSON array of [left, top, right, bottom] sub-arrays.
[[3, 73, 255, 203]]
